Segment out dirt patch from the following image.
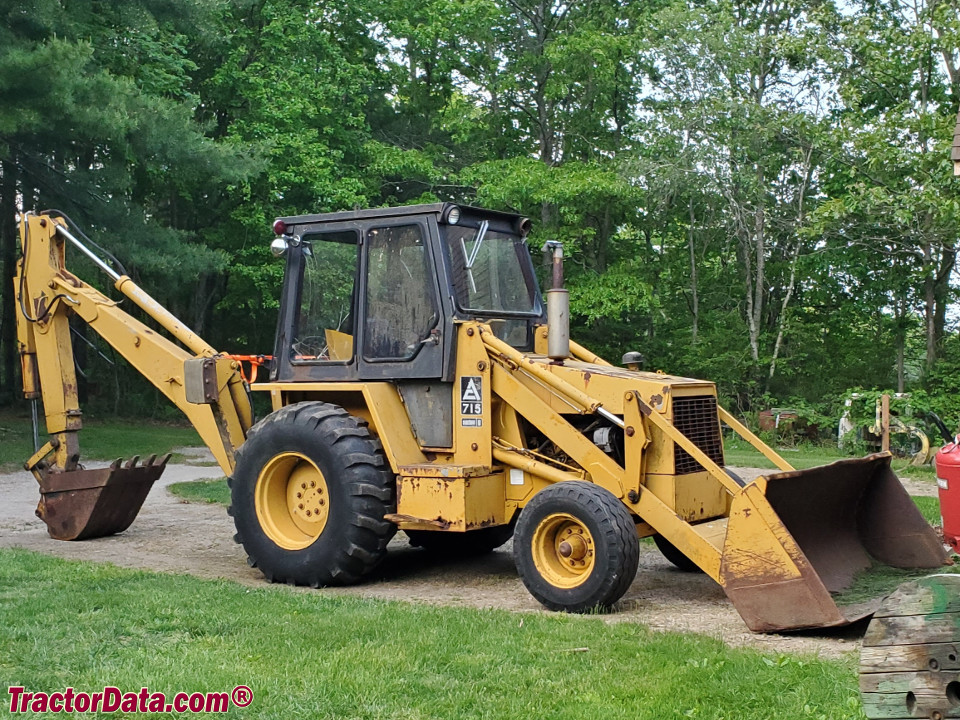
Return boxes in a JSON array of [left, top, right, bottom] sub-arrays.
[[2, 461, 922, 660]]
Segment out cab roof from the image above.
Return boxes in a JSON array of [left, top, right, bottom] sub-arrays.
[[276, 202, 525, 228]]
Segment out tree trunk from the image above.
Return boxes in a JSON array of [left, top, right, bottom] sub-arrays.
[[896, 291, 907, 393], [923, 239, 936, 370], [768, 145, 813, 383], [0, 156, 19, 405], [897, 332, 906, 393], [749, 188, 765, 363], [597, 205, 610, 274], [742, 237, 758, 361], [688, 199, 699, 345], [768, 244, 800, 381], [934, 242, 956, 358]]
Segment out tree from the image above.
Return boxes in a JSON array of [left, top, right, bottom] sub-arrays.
[[0, 0, 255, 402]]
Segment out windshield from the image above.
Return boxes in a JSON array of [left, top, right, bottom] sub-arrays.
[[443, 225, 538, 314]]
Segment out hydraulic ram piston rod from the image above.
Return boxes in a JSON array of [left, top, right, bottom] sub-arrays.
[[55, 224, 216, 357]]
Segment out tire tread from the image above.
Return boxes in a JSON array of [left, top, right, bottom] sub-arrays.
[[230, 401, 396, 587]]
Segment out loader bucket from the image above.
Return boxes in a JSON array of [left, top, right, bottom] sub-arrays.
[[719, 454, 947, 633], [35, 454, 169, 541]]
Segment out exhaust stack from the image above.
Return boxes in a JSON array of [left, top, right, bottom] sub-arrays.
[[543, 240, 569, 361]]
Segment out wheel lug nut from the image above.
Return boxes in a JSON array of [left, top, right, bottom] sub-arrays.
[[298, 503, 304, 509], [296, 492, 302, 499], [301, 483, 307, 489], [306, 510, 312, 517], [310, 481, 316, 488], [319, 499, 325, 506]]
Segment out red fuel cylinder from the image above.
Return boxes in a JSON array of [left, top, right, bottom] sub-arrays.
[[935, 439, 960, 552]]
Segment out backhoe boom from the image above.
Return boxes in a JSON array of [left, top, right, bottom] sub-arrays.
[[15, 213, 252, 539]]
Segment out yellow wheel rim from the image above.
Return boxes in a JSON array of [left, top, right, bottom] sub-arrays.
[[531, 513, 596, 588], [255, 452, 330, 550]]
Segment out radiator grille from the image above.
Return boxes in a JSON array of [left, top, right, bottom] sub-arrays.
[[672, 395, 724, 475]]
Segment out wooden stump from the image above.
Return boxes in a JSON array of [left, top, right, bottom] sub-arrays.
[[860, 575, 960, 719]]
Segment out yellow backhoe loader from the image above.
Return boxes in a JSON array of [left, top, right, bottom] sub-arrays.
[[14, 207, 947, 633]]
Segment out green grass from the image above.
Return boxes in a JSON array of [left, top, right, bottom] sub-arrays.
[[834, 563, 960, 607], [913, 495, 941, 525], [723, 439, 848, 470], [828, 496, 949, 606], [0, 411, 203, 470], [168, 478, 230, 505], [723, 438, 938, 482], [0, 548, 866, 720]]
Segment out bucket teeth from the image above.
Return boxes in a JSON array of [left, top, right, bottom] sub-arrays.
[[144, 454, 157, 468], [124, 455, 140, 470], [110, 458, 122, 471], [158, 453, 172, 468]]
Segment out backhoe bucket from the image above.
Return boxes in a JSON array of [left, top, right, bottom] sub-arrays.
[[35, 455, 169, 541], [719, 454, 947, 632]]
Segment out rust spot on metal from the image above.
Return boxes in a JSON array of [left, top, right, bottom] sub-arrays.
[[466, 516, 498, 530], [384, 513, 449, 529], [649, 393, 663, 408]]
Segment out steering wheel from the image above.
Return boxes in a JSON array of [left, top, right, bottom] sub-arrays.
[[292, 335, 329, 359]]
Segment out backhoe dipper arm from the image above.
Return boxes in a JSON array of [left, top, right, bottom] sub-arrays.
[[15, 213, 253, 478]]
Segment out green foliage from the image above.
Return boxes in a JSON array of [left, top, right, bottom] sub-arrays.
[[923, 334, 960, 433], [3, 0, 960, 418]]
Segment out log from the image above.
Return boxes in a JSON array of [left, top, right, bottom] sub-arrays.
[[860, 575, 960, 719]]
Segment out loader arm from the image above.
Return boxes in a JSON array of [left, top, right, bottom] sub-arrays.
[[15, 213, 253, 539], [473, 323, 947, 632]]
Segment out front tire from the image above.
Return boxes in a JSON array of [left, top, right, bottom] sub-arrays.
[[513, 481, 639, 612], [230, 401, 396, 586]]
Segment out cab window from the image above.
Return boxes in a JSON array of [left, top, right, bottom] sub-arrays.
[[363, 224, 437, 361], [292, 230, 358, 362]]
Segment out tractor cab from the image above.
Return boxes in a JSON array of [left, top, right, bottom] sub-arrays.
[[269, 203, 545, 384]]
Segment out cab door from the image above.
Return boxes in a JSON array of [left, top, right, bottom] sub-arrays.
[[357, 218, 445, 380]]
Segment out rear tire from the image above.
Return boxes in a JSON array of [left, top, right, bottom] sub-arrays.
[[230, 401, 396, 586], [406, 522, 514, 556], [513, 481, 639, 612], [653, 534, 702, 573]]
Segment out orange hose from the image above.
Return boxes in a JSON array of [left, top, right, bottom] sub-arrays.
[[224, 354, 272, 384]]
